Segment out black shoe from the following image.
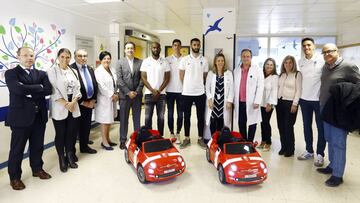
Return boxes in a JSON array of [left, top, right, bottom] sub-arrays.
[[73, 153, 79, 162], [278, 150, 285, 155], [80, 147, 97, 154], [120, 142, 126, 150], [284, 152, 294, 157], [101, 143, 113, 151], [317, 166, 333, 174], [67, 152, 78, 169], [88, 140, 94, 145], [325, 176, 343, 187], [58, 155, 68, 172], [109, 141, 117, 147]]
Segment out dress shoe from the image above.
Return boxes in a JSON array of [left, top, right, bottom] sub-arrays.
[[109, 141, 117, 147], [101, 143, 114, 151], [73, 153, 79, 162], [317, 166, 333, 174], [58, 155, 68, 172], [33, 170, 52, 179], [67, 152, 78, 168], [284, 152, 294, 157], [80, 147, 97, 154], [325, 176, 343, 187], [119, 142, 126, 150], [278, 149, 285, 155], [88, 140, 94, 145], [10, 179, 25, 190]]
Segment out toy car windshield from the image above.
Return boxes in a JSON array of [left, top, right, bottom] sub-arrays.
[[143, 139, 174, 153], [225, 143, 255, 155]]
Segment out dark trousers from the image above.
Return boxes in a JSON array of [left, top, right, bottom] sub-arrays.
[[183, 94, 206, 138], [238, 102, 257, 142], [276, 99, 298, 154], [119, 95, 142, 142], [52, 113, 79, 156], [299, 99, 326, 156], [8, 113, 46, 180], [166, 92, 184, 134], [260, 107, 274, 144], [78, 105, 92, 151], [210, 116, 224, 135], [144, 94, 166, 136]]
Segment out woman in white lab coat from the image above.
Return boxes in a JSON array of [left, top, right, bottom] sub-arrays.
[[233, 49, 264, 142], [95, 51, 119, 150], [258, 58, 278, 152], [205, 53, 234, 139]]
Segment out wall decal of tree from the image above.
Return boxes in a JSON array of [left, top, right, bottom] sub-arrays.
[[0, 18, 66, 87]]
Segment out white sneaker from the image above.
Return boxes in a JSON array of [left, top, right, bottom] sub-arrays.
[[314, 154, 324, 167], [175, 133, 181, 144], [297, 151, 314, 160], [170, 134, 175, 139]]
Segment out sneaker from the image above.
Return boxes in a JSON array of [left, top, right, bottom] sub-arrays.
[[263, 144, 271, 152], [170, 133, 175, 139], [325, 176, 343, 187], [197, 138, 207, 149], [180, 138, 190, 149], [175, 133, 181, 144], [297, 151, 314, 160], [317, 166, 333, 174], [314, 154, 324, 167], [257, 141, 265, 149]]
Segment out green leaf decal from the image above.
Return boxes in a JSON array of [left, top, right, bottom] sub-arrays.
[[2, 55, 9, 60], [14, 26, 22, 33], [0, 25, 6, 35]]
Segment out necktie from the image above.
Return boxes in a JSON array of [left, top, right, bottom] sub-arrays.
[[82, 65, 94, 98]]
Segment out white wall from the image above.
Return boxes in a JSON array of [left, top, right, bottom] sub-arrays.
[[0, 0, 110, 165]]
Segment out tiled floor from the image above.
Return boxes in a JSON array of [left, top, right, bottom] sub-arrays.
[[0, 109, 360, 203]]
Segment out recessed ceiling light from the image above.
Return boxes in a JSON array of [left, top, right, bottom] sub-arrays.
[[84, 0, 121, 4], [153, 29, 176, 34]]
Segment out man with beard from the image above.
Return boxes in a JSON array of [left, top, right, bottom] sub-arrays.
[[140, 42, 170, 136], [179, 38, 209, 149]]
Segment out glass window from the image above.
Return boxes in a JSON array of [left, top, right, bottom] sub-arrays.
[[143, 139, 173, 153], [225, 143, 256, 155]]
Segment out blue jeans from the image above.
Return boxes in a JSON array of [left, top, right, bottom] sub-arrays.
[[299, 99, 326, 156], [323, 121, 348, 177], [144, 94, 166, 136]]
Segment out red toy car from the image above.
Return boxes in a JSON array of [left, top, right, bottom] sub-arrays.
[[124, 127, 186, 183], [206, 127, 268, 185]]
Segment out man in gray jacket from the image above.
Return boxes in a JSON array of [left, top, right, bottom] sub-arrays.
[[116, 42, 144, 149]]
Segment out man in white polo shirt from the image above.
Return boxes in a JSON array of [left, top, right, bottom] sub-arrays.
[[140, 42, 170, 136], [179, 38, 209, 149], [166, 39, 183, 144], [297, 37, 326, 167]]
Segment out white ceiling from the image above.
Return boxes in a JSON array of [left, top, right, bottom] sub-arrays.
[[35, 0, 360, 36]]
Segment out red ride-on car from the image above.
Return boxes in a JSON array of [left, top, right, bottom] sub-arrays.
[[124, 127, 186, 183], [206, 127, 268, 185]]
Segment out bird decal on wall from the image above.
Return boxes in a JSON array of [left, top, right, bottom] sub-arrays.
[[204, 17, 224, 36]]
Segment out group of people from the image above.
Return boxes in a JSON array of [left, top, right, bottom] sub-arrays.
[[4, 37, 359, 190]]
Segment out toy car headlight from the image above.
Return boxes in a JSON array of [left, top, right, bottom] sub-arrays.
[[148, 169, 154, 174], [228, 171, 235, 176], [230, 164, 237, 171], [264, 168, 268, 174], [260, 162, 265, 169], [177, 157, 183, 162], [181, 162, 185, 167], [150, 162, 157, 169]]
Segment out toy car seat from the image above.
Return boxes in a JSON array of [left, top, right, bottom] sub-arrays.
[[217, 127, 232, 151], [136, 126, 152, 149]]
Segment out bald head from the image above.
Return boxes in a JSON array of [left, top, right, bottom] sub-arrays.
[[322, 43, 339, 65]]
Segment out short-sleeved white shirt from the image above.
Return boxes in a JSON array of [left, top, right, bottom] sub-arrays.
[[166, 55, 183, 93], [179, 54, 209, 96], [140, 56, 170, 94], [298, 53, 324, 101]]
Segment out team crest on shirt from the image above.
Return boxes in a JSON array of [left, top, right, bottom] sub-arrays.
[[200, 61, 203, 66]]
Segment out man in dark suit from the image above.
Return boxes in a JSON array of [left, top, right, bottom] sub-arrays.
[[116, 42, 144, 149], [70, 49, 98, 154], [5, 47, 52, 190]]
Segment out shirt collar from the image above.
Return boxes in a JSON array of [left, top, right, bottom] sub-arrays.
[[190, 53, 202, 60], [76, 62, 86, 69], [20, 64, 32, 70]]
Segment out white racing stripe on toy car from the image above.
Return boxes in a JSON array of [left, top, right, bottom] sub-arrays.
[[142, 155, 162, 167], [168, 152, 181, 157], [249, 157, 264, 162], [207, 138, 213, 148], [133, 148, 140, 167], [126, 139, 131, 148], [213, 149, 221, 168], [222, 157, 243, 168]]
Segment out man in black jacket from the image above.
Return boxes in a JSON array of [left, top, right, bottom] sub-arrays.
[[318, 43, 360, 187], [70, 49, 98, 154], [5, 47, 52, 190]]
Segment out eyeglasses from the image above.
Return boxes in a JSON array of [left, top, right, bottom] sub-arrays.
[[321, 50, 337, 55]]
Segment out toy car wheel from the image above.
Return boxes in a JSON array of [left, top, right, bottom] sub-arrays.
[[218, 165, 227, 184], [206, 147, 211, 163], [137, 165, 147, 184], [124, 148, 130, 164]]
